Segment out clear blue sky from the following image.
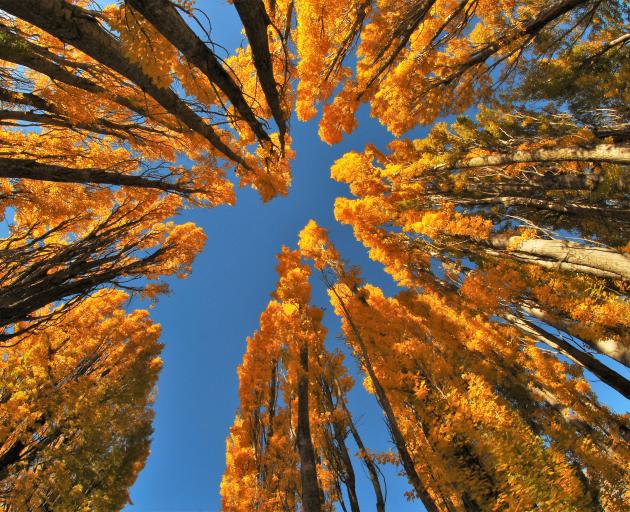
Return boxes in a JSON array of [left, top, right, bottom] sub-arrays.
[[122, 2, 628, 511]]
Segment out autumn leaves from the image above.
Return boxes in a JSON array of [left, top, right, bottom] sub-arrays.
[[1, 0, 629, 510]]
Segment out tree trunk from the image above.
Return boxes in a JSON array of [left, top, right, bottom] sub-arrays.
[[232, 0, 288, 147], [125, 0, 271, 146], [0, 157, 195, 195], [442, 0, 590, 82], [506, 313, 630, 400], [339, 397, 386, 512], [429, 194, 629, 219], [520, 304, 630, 369], [487, 235, 630, 280], [0, 24, 171, 125], [320, 378, 361, 512], [0, 0, 246, 167], [296, 339, 322, 512]]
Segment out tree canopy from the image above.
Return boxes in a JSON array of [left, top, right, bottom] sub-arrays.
[[0, 0, 628, 510]]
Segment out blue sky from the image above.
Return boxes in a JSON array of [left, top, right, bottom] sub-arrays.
[[117, 2, 628, 510]]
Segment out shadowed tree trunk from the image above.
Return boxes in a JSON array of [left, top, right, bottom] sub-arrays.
[[0, 157, 198, 195], [124, 0, 273, 147], [506, 313, 630, 399], [0, 0, 246, 166], [520, 304, 630, 369], [232, 0, 288, 147], [319, 377, 360, 512], [296, 338, 322, 512]]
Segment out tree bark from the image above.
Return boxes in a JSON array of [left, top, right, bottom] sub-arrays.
[[296, 339, 322, 512], [506, 313, 630, 400], [437, 144, 630, 172], [0, 0, 246, 167], [0, 157, 195, 195], [487, 235, 630, 280], [232, 0, 288, 147]]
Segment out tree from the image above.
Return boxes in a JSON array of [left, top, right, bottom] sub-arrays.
[[0, 189, 206, 343], [0, 290, 163, 511], [298, 220, 630, 511], [329, 105, 630, 398], [222, 247, 385, 512], [0, 1, 295, 508], [0, 0, 295, 201], [1, 0, 628, 509], [288, 0, 625, 142]]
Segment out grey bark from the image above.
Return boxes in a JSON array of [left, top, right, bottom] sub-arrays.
[[487, 235, 630, 280]]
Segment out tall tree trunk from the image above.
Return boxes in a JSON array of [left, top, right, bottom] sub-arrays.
[[428, 193, 629, 219], [320, 378, 361, 512], [328, 284, 440, 512], [124, 0, 272, 146], [486, 235, 630, 280], [0, 157, 196, 195], [506, 313, 630, 399], [338, 396, 386, 512], [0, 0, 246, 167], [440, 0, 590, 84], [297, 339, 322, 512], [232, 0, 288, 147]]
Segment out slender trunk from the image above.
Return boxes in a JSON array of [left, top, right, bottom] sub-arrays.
[[506, 313, 630, 399], [125, 0, 271, 146], [362, 0, 438, 92], [339, 397, 386, 512], [486, 235, 630, 280], [0, 157, 194, 195], [0, 0, 246, 167], [320, 379, 361, 512], [329, 284, 439, 512], [232, 0, 288, 146], [520, 304, 630, 369], [297, 339, 322, 512]]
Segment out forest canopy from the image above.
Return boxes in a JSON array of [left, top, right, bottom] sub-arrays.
[[0, 0, 628, 511]]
